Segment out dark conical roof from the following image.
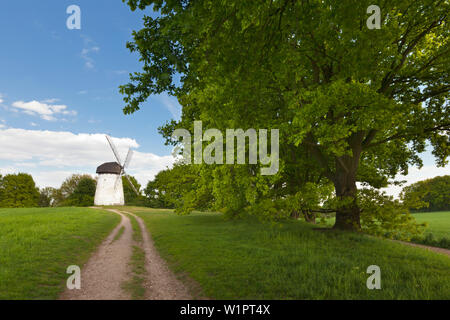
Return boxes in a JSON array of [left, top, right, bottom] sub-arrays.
[[96, 162, 122, 174]]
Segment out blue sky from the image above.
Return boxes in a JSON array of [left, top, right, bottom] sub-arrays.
[[0, 1, 448, 195], [0, 1, 179, 153], [0, 1, 181, 188]]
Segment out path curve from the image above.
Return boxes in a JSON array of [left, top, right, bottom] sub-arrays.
[[60, 209, 133, 300]]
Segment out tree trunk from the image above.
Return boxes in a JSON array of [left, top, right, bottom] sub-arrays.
[[332, 151, 362, 231], [333, 193, 361, 231], [302, 209, 316, 224], [306, 131, 366, 231], [290, 210, 300, 219]]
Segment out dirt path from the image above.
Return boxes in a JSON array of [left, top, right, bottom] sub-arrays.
[[60, 208, 191, 300], [124, 211, 192, 300], [60, 209, 133, 300], [393, 240, 450, 258]]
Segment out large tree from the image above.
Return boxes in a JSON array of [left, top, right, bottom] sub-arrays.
[[121, 0, 449, 230], [0, 173, 40, 208]]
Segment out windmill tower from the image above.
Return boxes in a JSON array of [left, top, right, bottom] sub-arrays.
[[94, 135, 140, 206]]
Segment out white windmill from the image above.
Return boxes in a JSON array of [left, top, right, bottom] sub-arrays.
[[94, 135, 139, 206]]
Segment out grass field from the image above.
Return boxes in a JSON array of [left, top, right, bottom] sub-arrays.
[[0, 207, 120, 299], [409, 211, 450, 249], [412, 211, 450, 241], [128, 207, 449, 300]]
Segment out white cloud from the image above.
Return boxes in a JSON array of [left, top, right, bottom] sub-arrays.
[[11, 100, 77, 121], [80, 35, 100, 69], [42, 98, 60, 103], [156, 93, 182, 120], [0, 127, 174, 188], [0, 93, 4, 104]]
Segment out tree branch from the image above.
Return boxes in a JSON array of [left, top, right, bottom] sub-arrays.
[[365, 123, 450, 149], [379, 17, 445, 93], [303, 134, 335, 182]]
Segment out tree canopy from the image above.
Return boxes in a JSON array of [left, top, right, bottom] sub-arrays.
[[144, 163, 210, 210], [121, 0, 449, 231], [401, 175, 450, 211], [64, 176, 97, 207], [48, 174, 97, 207], [0, 173, 40, 208]]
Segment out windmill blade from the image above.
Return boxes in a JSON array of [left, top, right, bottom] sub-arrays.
[[125, 173, 140, 195], [105, 135, 122, 165], [114, 174, 122, 191], [123, 148, 133, 169]]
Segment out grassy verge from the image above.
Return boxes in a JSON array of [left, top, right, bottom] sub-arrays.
[[111, 226, 125, 243], [127, 212, 143, 243], [121, 245, 147, 300], [121, 212, 147, 300], [0, 207, 120, 299], [128, 207, 449, 300]]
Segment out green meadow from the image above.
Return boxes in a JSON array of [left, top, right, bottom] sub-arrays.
[[0, 207, 448, 300], [0, 207, 119, 299], [128, 207, 449, 300], [413, 211, 450, 241]]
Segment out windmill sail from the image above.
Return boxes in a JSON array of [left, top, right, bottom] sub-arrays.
[[124, 174, 140, 195], [106, 135, 123, 165], [123, 149, 133, 169]]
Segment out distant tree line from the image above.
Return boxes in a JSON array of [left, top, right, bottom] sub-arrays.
[[2, 170, 447, 220], [0, 173, 142, 208], [401, 175, 450, 212]]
